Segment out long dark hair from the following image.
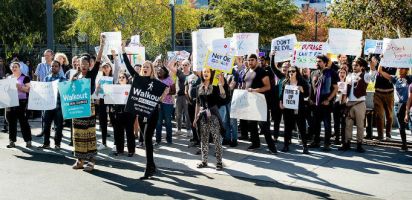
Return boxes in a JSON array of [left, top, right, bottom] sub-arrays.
[[283, 66, 305, 85], [200, 67, 216, 83]]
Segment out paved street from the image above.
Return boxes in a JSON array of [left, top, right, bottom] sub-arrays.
[[0, 117, 411, 200]]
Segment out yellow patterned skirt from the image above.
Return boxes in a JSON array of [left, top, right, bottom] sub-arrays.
[[73, 104, 97, 160]]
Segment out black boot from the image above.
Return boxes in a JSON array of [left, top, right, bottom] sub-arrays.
[[140, 165, 156, 180], [338, 141, 351, 151], [356, 142, 365, 153]]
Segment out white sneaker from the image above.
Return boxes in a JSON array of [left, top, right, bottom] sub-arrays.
[[97, 143, 106, 151], [112, 146, 117, 152]]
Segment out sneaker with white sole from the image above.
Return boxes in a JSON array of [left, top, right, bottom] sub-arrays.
[[97, 143, 106, 151]]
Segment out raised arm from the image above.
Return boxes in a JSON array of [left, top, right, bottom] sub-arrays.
[[269, 51, 285, 79], [111, 49, 120, 83], [121, 41, 137, 77], [90, 35, 105, 78]]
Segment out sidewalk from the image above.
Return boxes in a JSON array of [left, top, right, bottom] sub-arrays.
[[1, 117, 411, 199]]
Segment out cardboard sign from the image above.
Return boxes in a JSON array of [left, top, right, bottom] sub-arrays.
[[129, 35, 140, 46], [205, 51, 235, 73], [94, 76, 113, 99], [292, 42, 328, 68], [230, 89, 267, 121], [328, 28, 363, 56], [103, 84, 131, 105], [271, 34, 297, 62], [58, 79, 91, 119], [0, 78, 19, 109], [167, 50, 190, 61], [380, 38, 412, 68], [232, 33, 259, 56], [125, 76, 167, 118], [28, 80, 59, 110], [101, 32, 122, 55], [337, 82, 347, 95], [192, 28, 225, 71], [282, 85, 299, 110], [364, 39, 383, 55], [211, 38, 233, 54]]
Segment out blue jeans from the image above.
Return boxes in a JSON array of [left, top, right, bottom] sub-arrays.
[[227, 103, 238, 141], [156, 103, 174, 143], [219, 103, 235, 141]]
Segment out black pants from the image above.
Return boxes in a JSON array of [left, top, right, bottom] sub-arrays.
[[396, 103, 408, 146], [114, 112, 136, 153], [98, 101, 114, 145], [333, 102, 346, 142], [250, 110, 276, 150], [43, 107, 63, 146], [272, 99, 283, 140], [311, 104, 333, 146], [188, 102, 199, 143], [138, 110, 159, 170], [7, 100, 32, 142], [283, 109, 307, 147]]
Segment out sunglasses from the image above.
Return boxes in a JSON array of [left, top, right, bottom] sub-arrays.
[[119, 76, 126, 79], [288, 70, 296, 74]]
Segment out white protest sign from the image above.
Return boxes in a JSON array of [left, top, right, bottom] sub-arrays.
[[271, 34, 297, 62], [93, 76, 113, 99], [211, 38, 233, 54], [103, 84, 131, 105], [168, 50, 190, 61], [129, 35, 140, 46], [192, 28, 225, 71], [364, 39, 383, 55], [328, 28, 363, 56], [101, 32, 122, 55], [205, 51, 235, 72], [28, 80, 59, 110], [292, 42, 328, 68], [230, 89, 267, 121], [337, 82, 347, 95], [232, 33, 259, 56], [0, 78, 19, 109], [118, 46, 146, 70], [380, 38, 412, 68], [282, 85, 299, 110]]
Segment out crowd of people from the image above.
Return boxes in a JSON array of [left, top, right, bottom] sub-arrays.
[[0, 35, 410, 180]]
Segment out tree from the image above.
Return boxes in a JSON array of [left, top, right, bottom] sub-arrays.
[[292, 8, 330, 42], [209, 0, 303, 48], [0, 0, 75, 58], [328, 0, 412, 39], [61, 0, 203, 57]]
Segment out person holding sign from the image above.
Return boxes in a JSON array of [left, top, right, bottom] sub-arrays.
[[6, 62, 32, 148], [111, 72, 136, 157], [279, 66, 310, 154], [309, 55, 339, 152], [193, 67, 226, 170], [339, 58, 373, 153], [70, 35, 105, 172], [122, 43, 168, 180], [38, 60, 66, 150]]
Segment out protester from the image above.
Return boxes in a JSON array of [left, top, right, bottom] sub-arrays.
[[193, 67, 226, 170], [55, 52, 71, 73], [339, 58, 374, 153], [155, 65, 176, 145], [112, 71, 136, 157], [309, 55, 338, 151], [0, 57, 8, 133], [6, 62, 32, 148], [10, 54, 29, 77], [65, 56, 79, 80], [279, 66, 310, 153], [185, 70, 202, 148], [333, 67, 348, 145], [173, 60, 192, 137], [374, 57, 396, 140], [38, 60, 66, 150], [243, 54, 277, 154], [70, 35, 105, 172], [223, 67, 239, 147]]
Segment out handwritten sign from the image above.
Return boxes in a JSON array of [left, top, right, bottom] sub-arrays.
[[0, 78, 19, 109], [167, 50, 190, 61], [292, 42, 328, 68], [58, 79, 91, 119], [211, 38, 233, 54], [192, 28, 225, 71], [129, 35, 140, 46], [230, 89, 267, 121], [232, 33, 259, 56], [205, 51, 235, 73], [103, 84, 131, 105], [337, 82, 347, 95], [28, 81, 59, 110], [364, 39, 383, 55], [380, 38, 412, 68], [328, 28, 363, 56], [95, 76, 113, 99], [282, 85, 299, 110], [101, 32, 122, 55], [271, 34, 297, 62], [125, 76, 167, 118]]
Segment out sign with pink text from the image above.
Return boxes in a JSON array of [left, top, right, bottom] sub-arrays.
[[292, 42, 328, 68], [380, 38, 412, 68]]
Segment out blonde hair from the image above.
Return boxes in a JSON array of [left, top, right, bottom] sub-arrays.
[[140, 61, 156, 79], [55, 52, 69, 65]]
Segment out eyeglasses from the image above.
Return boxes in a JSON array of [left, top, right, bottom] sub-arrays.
[[119, 76, 126, 79], [288, 70, 296, 74], [183, 64, 189, 66]]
